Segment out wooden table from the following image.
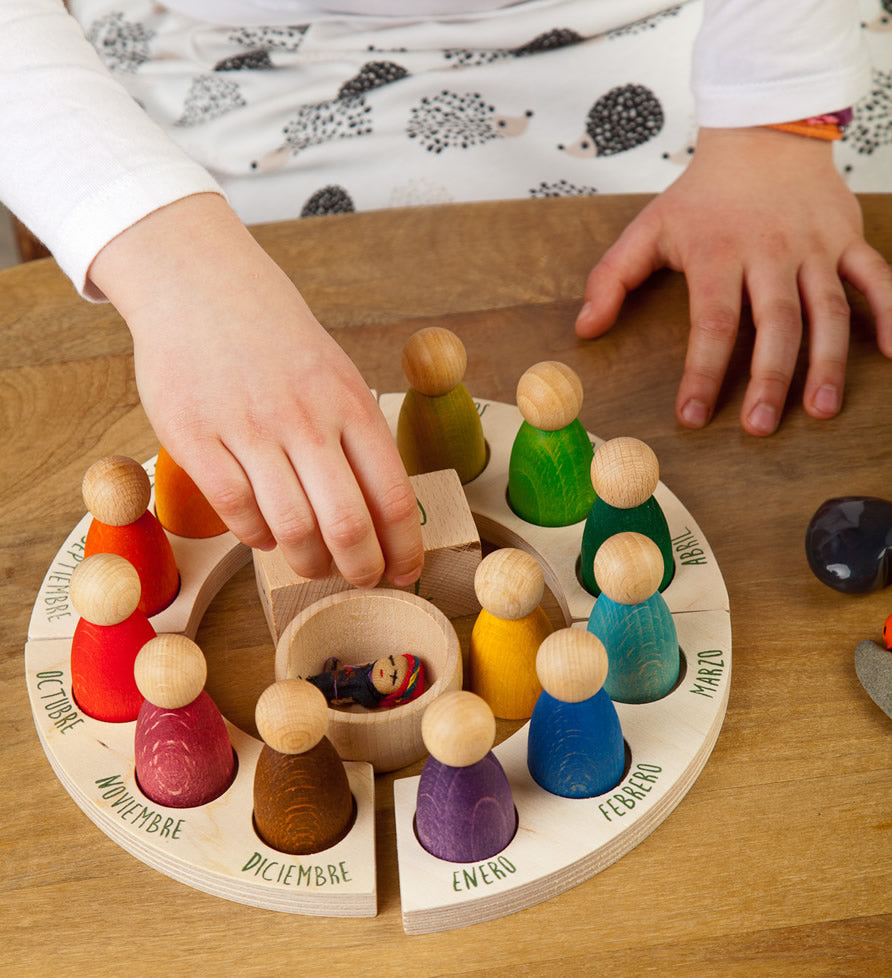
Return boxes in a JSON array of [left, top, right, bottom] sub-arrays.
[[2, 195, 890, 976]]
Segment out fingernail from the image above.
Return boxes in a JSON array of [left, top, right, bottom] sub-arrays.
[[577, 301, 592, 324], [391, 566, 423, 588], [813, 384, 840, 416], [747, 401, 778, 435], [680, 398, 709, 428]]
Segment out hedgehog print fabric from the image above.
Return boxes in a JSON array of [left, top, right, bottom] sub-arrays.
[[70, 0, 889, 226]]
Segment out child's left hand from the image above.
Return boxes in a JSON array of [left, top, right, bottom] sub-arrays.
[[575, 126, 892, 435]]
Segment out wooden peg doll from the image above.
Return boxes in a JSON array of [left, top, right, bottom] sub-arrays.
[[253, 679, 354, 855], [586, 532, 679, 704], [69, 552, 156, 722], [153, 446, 227, 539], [415, 690, 516, 863], [396, 326, 487, 484], [468, 548, 553, 719], [508, 361, 596, 526], [306, 653, 426, 709], [580, 436, 674, 596], [82, 455, 179, 617], [133, 634, 235, 808], [527, 628, 625, 799]]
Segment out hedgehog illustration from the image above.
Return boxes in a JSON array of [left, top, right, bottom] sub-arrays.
[[558, 84, 664, 157], [251, 62, 407, 171], [861, 0, 892, 32], [227, 26, 310, 51], [176, 75, 247, 127], [407, 90, 533, 153], [300, 185, 356, 217], [844, 69, 892, 155], [214, 49, 274, 72], [445, 27, 584, 69], [252, 95, 373, 171], [661, 124, 697, 166], [529, 179, 598, 198], [338, 61, 410, 99], [87, 12, 154, 73]]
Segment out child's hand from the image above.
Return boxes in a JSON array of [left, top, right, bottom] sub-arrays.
[[575, 126, 892, 435], [90, 194, 424, 588]]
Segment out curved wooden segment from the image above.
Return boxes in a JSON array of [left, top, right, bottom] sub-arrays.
[[379, 395, 730, 623], [380, 394, 731, 935], [394, 609, 731, 934], [24, 637, 376, 916], [29, 457, 250, 643]]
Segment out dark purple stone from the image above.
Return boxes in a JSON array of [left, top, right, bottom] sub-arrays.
[[805, 496, 892, 594]]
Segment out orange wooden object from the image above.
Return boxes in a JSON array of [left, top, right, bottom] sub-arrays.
[[85, 512, 180, 618], [70, 611, 156, 722], [154, 447, 227, 538]]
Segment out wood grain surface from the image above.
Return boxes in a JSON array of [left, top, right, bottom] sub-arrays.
[[2, 195, 890, 977]]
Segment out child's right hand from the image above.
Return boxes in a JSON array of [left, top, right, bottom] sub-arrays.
[[89, 193, 424, 590]]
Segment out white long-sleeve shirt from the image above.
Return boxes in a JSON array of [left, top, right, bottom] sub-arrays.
[[0, 0, 871, 296]]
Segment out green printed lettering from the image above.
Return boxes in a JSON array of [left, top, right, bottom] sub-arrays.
[[243, 852, 263, 874], [488, 860, 505, 880]]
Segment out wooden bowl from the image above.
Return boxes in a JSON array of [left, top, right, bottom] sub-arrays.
[[274, 589, 462, 772]]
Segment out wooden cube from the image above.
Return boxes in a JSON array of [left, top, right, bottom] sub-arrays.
[[254, 469, 481, 643]]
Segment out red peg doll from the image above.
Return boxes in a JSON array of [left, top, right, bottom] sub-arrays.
[[69, 552, 156, 722], [83, 455, 179, 618]]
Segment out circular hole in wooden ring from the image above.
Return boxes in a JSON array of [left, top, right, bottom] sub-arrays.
[[412, 804, 519, 864], [251, 794, 358, 857], [274, 589, 463, 772], [133, 748, 240, 810]]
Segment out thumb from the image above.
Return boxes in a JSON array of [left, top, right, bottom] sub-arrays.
[[575, 208, 665, 339]]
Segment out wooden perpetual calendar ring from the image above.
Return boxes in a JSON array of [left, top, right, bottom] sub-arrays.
[[25, 394, 731, 934]]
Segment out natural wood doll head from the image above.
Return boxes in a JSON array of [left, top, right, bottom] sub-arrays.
[[82, 454, 151, 525], [590, 436, 659, 509], [401, 326, 468, 396], [516, 360, 583, 431]]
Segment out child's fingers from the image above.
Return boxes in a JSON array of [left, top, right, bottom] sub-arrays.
[[290, 445, 388, 590], [739, 263, 803, 437], [575, 208, 664, 339], [839, 240, 892, 359], [342, 411, 425, 588], [197, 440, 335, 581], [674, 258, 743, 429], [799, 260, 850, 420], [176, 440, 277, 552]]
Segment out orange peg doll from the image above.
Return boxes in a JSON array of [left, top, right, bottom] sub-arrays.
[[153, 446, 227, 538], [82, 455, 179, 617]]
